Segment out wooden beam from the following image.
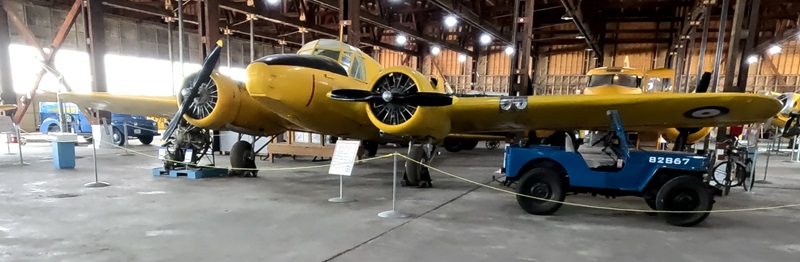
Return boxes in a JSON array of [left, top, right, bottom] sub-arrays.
[[7, 0, 82, 124]]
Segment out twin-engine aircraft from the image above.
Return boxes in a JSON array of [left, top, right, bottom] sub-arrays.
[[61, 39, 782, 187]]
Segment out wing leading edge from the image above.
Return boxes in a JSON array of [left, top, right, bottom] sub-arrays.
[[59, 92, 177, 118], [449, 93, 783, 133]]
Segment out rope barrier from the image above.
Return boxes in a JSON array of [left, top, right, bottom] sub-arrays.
[[29, 136, 800, 213]]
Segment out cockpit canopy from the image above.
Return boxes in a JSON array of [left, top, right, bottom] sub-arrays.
[[586, 67, 644, 88], [296, 39, 376, 82]]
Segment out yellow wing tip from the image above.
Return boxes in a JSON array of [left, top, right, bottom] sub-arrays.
[[216, 39, 223, 47]]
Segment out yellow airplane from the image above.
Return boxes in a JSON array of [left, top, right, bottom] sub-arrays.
[[758, 91, 800, 136], [60, 39, 782, 187], [579, 66, 716, 151]]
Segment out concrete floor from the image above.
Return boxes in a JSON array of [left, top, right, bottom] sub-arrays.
[[1, 139, 799, 262]]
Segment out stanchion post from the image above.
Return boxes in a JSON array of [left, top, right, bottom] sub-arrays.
[[85, 118, 110, 188], [14, 123, 26, 165], [378, 153, 411, 219], [121, 122, 133, 156], [5, 133, 11, 155]]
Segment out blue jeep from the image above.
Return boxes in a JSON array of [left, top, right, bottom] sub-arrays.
[[39, 102, 159, 145], [503, 110, 718, 226]]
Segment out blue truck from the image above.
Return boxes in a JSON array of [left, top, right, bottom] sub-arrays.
[[38, 102, 159, 146], [503, 110, 718, 227]]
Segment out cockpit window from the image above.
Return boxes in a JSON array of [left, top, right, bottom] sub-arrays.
[[646, 78, 672, 92], [587, 74, 641, 88], [351, 55, 366, 81], [341, 51, 353, 72], [313, 49, 340, 62]]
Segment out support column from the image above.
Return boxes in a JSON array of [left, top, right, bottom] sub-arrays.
[[722, 0, 749, 93], [339, 0, 361, 47], [197, 0, 220, 58], [711, 0, 731, 144], [695, 4, 711, 84], [509, 0, 534, 96], [0, 4, 14, 109], [85, 0, 112, 147], [735, 0, 760, 92]]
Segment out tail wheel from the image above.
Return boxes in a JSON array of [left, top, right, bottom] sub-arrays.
[[230, 140, 257, 177], [656, 176, 712, 227], [516, 167, 566, 215]]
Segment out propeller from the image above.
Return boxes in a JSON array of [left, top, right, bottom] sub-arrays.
[[162, 39, 224, 144], [329, 88, 453, 107]]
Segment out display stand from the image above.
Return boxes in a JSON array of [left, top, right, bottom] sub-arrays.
[[378, 153, 412, 219], [268, 131, 363, 162]]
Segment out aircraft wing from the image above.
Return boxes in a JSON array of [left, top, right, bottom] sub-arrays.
[[448, 92, 782, 133], [59, 92, 177, 118], [0, 104, 16, 111]]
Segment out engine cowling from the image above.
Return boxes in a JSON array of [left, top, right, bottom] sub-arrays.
[[363, 67, 452, 139], [661, 127, 713, 144], [177, 71, 285, 135]]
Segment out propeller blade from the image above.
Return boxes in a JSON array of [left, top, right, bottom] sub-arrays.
[[695, 72, 712, 93], [394, 92, 453, 107], [329, 89, 382, 102], [162, 40, 224, 143]]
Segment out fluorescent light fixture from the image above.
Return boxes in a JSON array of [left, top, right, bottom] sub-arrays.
[[266, 0, 280, 5], [746, 55, 759, 64], [480, 33, 492, 45], [561, 14, 573, 20], [458, 54, 466, 63], [575, 35, 585, 39], [395, 35, 407, 45], [504, 46, 514, 55], [768, 45, 782, 55], [444, 15, 458, 28], [430, 46, 441, 55]]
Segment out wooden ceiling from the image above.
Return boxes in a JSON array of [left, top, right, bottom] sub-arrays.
[[31, 0, 800, 56]]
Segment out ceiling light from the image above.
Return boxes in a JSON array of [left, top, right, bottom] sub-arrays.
[[444, 15, 458, 28], [266, 0, 280, 5], [746, 55, 759, 64], [561, 14, 573, 20], [430, 46, 441, 55], [585, 47, 593, 51], [504, 46, 514, 55], [768, 45, 782, 55], [575, 35, 585, 39], [480, 33, 492, 45], [458, 54, 466, 63], [395, 35, 407, 45]]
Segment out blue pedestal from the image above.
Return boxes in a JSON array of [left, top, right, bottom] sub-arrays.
[[52, 141, 76, 169]]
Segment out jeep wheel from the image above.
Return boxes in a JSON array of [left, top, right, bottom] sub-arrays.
[[656, 176, 712, 227], [516, 167, 566, 215]]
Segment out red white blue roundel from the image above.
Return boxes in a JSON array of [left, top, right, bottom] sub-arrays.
[[684, 106, 730, 119]]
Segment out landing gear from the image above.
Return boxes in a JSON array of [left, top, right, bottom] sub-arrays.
[[401, 142, 434, 188], [162, 121, 212, 170], [230, 140, 258, 177]]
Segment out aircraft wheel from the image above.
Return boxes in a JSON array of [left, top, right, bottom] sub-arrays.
[[230, 140, 258, 177], [656, 176, 712, 227], [461, 140, 479, 150], [363, 141, 378, 157], [516, 167, 566, 215], [138, 135, 154, 145], [443, 139, 463, 152], [404, 145, 426, 185]]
